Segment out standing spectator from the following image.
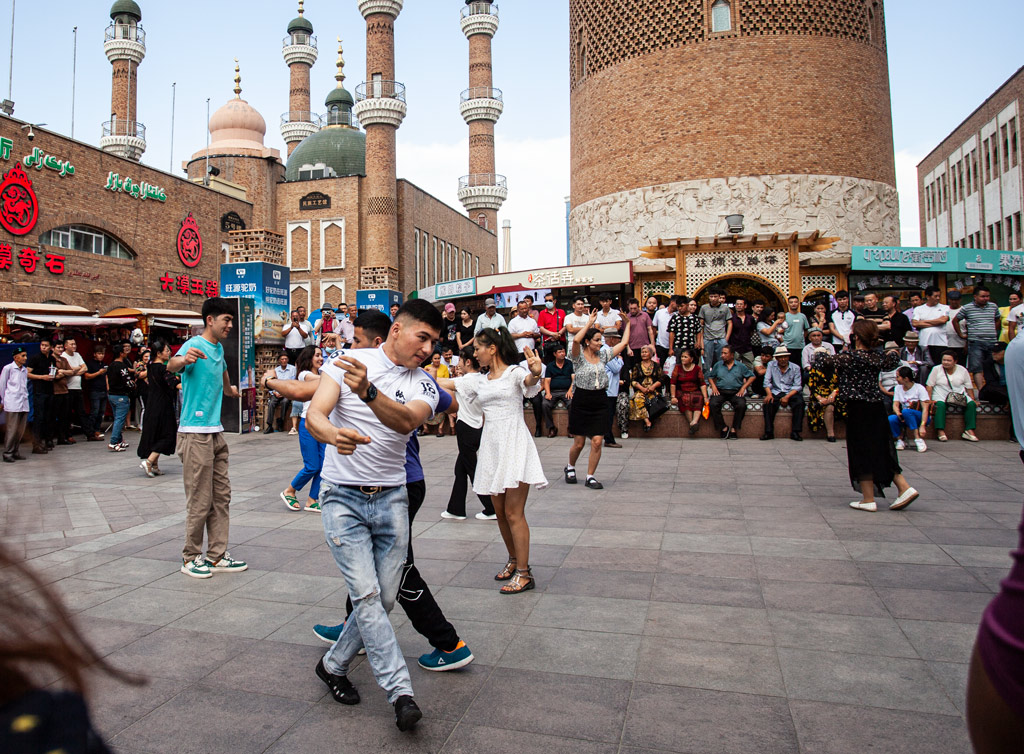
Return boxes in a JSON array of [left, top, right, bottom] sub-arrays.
[[852, 293, 867, 316], [954, 285, 1002, 391], [508, 299, 540, 357], [336, 303, 355, 349], [801, 328, 835, 375], [644, 296, 660, 324], [782, 295, 810, 361], [926, 351, 980, 443], [810, 301, 830, 333], [296, 306, 315, 346], [601, 328, 625, 447], [540, 345, 573, 438], [279, 345, 326, 511], [456, 306, 476, 353], [806, 347, 841, 442], [944, 290, 968, 365], [900, 331, 932, 384], [762, 346, 805, 441], [707, 345, 755, 439], [314, 304, 336, 344], [474, 298, 506, 334], [283, 309, 311, 364], [624, 297, 655, 376], [756, 306, 786, 352], [445, 349, 496, 520], [263, 352, 296, 434], [669, 347, 708, 435], [697, 288, 730, 372], [667, 296, 699, 359], [440, 303, 459, 354], [133, 348, 151, 430], [23, 340, 50, 457], [999, 292, 1021, 343], [728, 297, 757, 368], [629, 345, 665, 434], [1007, 294, 1024, 341], [564, 296, 591, 342], [652, 296, 677, 364], [51, 342, 74, 445], [889, 366, 930, 452], [82, 344, 108, 441], [829, 290, 855, 350], [882, 294, 912, 347], [824, 319, 919, 512], [537, 292, 567, 362], [390, 302, 401, 320], [912, 286, 951, 366], [0, 347, 29, 462], [904, 292, 923, 318], [861, 292, 886, 324], [61, 338, 88, 439], [594, 293, 623, 331], [105, 343, 135, 452], [137, 339, 180, 477], [169, 298, 246, 579]]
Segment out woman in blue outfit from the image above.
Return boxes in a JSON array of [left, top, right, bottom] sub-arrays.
[[280, 346, 326, 511]]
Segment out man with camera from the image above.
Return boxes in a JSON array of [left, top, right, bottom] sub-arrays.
[[283, 309, 309, 365]]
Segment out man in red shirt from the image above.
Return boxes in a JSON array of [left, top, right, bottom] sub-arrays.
[[537, 291, 567, 363]]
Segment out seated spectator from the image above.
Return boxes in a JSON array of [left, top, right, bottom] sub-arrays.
[[541, 346, 574, 438], [980, 342, 1013, 440], [900, 331, 932, 384], [707, 345, 755, 439], [889, 366, 930, 452], [926, 350, 979, 443], [762, 346, 805, 441], [750, 347, 775, 397], [801, 328, 835, 377], [263, 352, 295, 434], [629, 345, 665, 433], [806, 346, 842, 442], [669, 347, 708, 435]]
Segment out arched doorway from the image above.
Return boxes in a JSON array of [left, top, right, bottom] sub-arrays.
[[692, 276, 785, 312]]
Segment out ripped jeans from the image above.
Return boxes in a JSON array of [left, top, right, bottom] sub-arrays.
[[320, 481, 412, 702]]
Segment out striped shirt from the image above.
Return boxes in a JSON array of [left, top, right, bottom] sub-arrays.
[[954, 301, 1000, 344]]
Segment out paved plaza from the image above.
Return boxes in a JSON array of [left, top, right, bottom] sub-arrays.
[[4, 431, 1022, 753]]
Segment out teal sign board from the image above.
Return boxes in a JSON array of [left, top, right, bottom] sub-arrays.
[[854, 246, 1024, 275]]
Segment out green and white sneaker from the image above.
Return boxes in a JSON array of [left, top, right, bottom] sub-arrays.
[[206, 553, 248, 572], [181, 555, 213, 579]]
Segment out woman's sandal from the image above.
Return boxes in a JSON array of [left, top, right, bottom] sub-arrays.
[[500, 568, 535, 594], [495, 558, 517, 581], [281, 492, 301, 511], [937, 432, 948, 442]]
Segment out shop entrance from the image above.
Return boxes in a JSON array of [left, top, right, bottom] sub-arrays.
[[692, 277, 785, 313]]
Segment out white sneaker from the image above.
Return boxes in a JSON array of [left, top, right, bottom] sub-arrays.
[[441, 511, 466, 520], [895, 439, 905, 450], [475, 512, 497, 520], [915, 439, 927, 453], [849, 501, 878, 512], [890, 487, 919, 511], [621, 432, 629, 439], [288, 428, 298, 435], [139, 459, 156, 478]]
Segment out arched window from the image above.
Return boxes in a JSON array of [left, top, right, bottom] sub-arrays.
[[711, 0, 731, 33], [39, 225, 135, 259], [476, 213, 488, 230]]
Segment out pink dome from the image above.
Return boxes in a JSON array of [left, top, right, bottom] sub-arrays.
[[208, 97, 267, 148]]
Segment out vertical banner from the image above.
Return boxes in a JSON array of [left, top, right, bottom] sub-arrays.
[[220, 262, 290, 343], [220, 297, 256, 434]]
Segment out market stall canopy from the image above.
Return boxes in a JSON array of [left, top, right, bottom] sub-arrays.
[[12, 315, 138, 327], [640, 231, 840, 256], [101, 307, 203, 330], [1, 301, 92, 315]]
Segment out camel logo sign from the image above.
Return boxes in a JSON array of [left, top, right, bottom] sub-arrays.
[[176, 213, 203, 268], [0, 163, 39, 236]]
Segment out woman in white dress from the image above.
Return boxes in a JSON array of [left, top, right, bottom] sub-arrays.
[[439, 327, 546, 594]]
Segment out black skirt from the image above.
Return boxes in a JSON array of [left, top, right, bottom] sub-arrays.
[[845, 400, 902, 497], [568, 387, 608, 438], [138, 363, 179, 458]]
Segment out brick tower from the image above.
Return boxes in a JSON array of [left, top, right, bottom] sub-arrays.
[[101, 0, 146, 161], [457, 1, 506, 234], [280, 0, 319, 157], [352, 0, 406, 293]]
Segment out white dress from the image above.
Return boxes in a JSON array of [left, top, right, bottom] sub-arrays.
[[454, 366, 548, 495]]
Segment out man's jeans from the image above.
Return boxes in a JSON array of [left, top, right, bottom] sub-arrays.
[[108, 394, 130, 444], [967, 341, 996, 375], [85, 391, 107, 435], [703, 337, 727, 374], [321, 482, 412, 703], [542, 390, 570, 430]]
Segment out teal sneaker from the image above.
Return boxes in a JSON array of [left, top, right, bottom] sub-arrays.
[[313, 622, 344, 644], [417, 640, 474, 671], [181, 555, 212, 579], [206, 553, 248, 572]]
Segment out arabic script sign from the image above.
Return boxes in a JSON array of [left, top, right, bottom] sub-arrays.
[[104, 171, 167, 202]]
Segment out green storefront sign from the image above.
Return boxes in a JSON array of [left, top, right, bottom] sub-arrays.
[[853, 246, 1024, 275]]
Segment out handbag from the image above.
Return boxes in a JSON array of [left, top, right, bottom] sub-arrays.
[[646, 394, 670, 420], [944, 370, 968, 407]]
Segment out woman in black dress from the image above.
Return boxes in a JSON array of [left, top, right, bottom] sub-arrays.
[[137, 339, 179, 478], [824, 319, 919, 512]]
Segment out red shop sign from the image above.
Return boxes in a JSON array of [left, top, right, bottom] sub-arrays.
[[177, 212, 203, 268], [0, 163, 40, 236]]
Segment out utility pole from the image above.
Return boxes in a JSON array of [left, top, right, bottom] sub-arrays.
[[70, 26, 77, 137], [169, 82, 176, 172], [7, 0, 15, 103], [204, 97, 210, 185]]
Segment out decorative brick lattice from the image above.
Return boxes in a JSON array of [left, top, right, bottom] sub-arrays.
[[741, 0, 878, 45], [643, 279, 676, 299], [359, 265, 399, 290], [227, 229, 285, 265], [367, 196, 397, 215], [685, 249, 790, 296], [801, 274, 838, 295]]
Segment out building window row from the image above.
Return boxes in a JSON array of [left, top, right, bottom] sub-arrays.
[[39, 225, 135, 259], [415, 228, 482, 289]]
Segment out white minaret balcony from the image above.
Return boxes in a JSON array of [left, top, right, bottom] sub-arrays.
[[461, 2, 499, 38], [354, 81, 407, 128], [100, 120, 146, 162], [104, 23, 146, 64], [458, 174, 507, 212], [282, 35, 318, 67], [280, 112, 321, 144], [460, 87, 503, 123], [357, 0, 402, 18]]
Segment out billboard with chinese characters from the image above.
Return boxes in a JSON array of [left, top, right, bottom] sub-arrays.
[[220, 297, 256, 434], [356, 289, 402, 315], [476, 260, 633, 295], [435, 277, 476, 300], [219, 262, 290, 344]]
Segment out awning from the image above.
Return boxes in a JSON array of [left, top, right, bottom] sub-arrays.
[[151, 316, 203, 328], [1, 302, 92, 315], [101, 307, 201, 318], [13, 315, 138, 328]]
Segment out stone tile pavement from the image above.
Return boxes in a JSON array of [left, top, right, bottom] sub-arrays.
[[3, 428, 1022, 753]]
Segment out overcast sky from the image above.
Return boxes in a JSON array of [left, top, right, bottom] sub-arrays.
[[4, 1, 1023, 270]]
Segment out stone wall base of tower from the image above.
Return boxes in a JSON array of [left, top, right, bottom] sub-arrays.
[[569, 174, 900, 265]]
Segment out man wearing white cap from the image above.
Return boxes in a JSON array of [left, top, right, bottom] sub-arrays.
[[762, 346, 805, 441], [474, 298, 506, 334]]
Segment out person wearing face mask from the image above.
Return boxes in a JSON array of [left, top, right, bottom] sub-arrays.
[[336, 303, 355, 349], [320, 332, 340, 362], [537, 293, 567, 363]]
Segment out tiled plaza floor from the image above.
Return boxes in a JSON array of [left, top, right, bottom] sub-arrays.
[[3, 429, 1022, 753]]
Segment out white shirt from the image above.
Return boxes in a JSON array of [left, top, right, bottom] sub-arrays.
[[337, 317, 355, 345], [944, 307, 967, 348], [830, 309, 855, 345], [474, 312, 506, 334], [0, 362, 28, 412], [894, 382, 928, 410], [801, 341, 835, 369], [926, 363, 974, 403], [284, 320, 308, 349], [565, 312, 589, 334], [653, 308, 673, 348], [508, 314, 540, 353], [453, 378, 484, 429], [595, 308, 622, 330], [913, 303, 950, 348], [1010, 304, 1024, 336], [298, 370, 315, 418], [319, 346, 440, 487], [62, 351, 86, 391]]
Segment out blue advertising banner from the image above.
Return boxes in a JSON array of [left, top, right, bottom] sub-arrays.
[[220, 262, 291, 343], [356, 289, 403, 314], [853, 246, 1024, 275]]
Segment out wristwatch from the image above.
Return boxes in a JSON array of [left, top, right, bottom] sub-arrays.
[[360, 383, 378, 403]]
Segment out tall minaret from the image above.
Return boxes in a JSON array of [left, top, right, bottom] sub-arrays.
[[101, 0, 146, 161], [281, 0, 319, 156], [352, 0, 406, 293], [457, 1, 505, 233]]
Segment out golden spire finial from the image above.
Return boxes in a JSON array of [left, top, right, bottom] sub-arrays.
[[298, 0, 304, 16], [335, 37, 345, 87], [233, 58, 242, 98]]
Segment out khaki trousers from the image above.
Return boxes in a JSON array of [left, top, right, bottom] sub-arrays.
[[4, 411, 27, 458], [177, 432, 231, 562]]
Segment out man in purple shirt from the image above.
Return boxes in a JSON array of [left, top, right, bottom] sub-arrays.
[[625, 297, 654, 376]]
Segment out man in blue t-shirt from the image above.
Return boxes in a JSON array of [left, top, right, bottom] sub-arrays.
[[168, 297, 247, 580]]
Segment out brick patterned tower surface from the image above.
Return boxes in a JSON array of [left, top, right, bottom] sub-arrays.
[[353, 0, 406, 291], [101, 0, 147, 161], [281, 0, 319, 157], [458, 1, 505, 234]]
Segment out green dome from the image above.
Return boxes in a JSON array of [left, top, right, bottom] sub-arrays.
[[285, 126, 365, 182], [288, 15, 313, 34], [110, 0, 142, 21], [325, 86, 354, 108]]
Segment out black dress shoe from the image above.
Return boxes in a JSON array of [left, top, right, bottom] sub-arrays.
[[394, 695, 422, 731], [315, 658, 360, 705], [760, 433, 774, 441], [564, 465, 577, 484], [2, 456, 13, 463], [535, 427, 543, 438], [827, 436, 837, 443], [790, 432, 803, 442], [12, 453, 24, 460], [547, 426, 558, 438], [729, 429, 739, 439], [605, 441, 622, 448], [720, 428, 730, 439]]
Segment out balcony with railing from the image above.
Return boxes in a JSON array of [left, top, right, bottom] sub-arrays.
[[461, 86, 502, 103], [282, 34, 318, 67], [105, 23, 146, 45], [461, 2, 499, 37], [100, 120, 146, 161], [355, 80, 407, 102], [102, 120, 146, 140], [104, 23, 146, 63], [353, 81, 407, 128], [457, 173, 507, 211], [461, 2, 498, 19], [460, 86, 503, 123], [279, 112, 321, 143], [282, 33, 317, 49]]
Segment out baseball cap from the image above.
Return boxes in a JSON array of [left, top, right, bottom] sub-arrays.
[[444, 303, 455, 313], [947, 290, 962, 300], [484, 298, 496, 308], [13, 346, 26, 355]]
